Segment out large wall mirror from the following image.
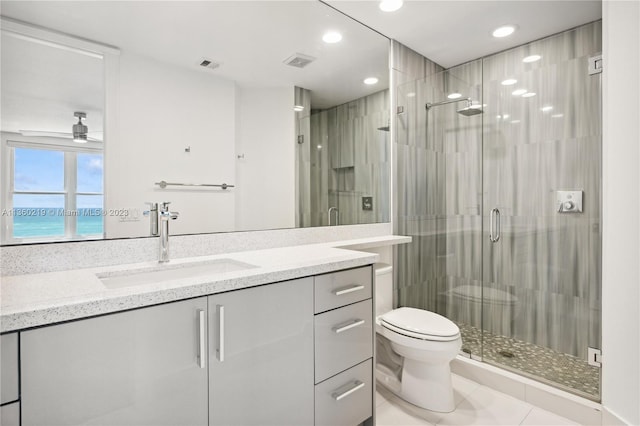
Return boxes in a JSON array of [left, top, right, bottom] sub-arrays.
[[0, 1, 390, 245]]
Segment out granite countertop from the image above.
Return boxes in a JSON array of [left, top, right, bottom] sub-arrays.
[[0, 235, 410, 333]]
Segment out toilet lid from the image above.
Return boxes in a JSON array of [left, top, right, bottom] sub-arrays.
[[380, 307, 459, 339]]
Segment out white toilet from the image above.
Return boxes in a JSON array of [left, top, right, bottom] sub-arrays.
[[375, 263, 462, 413]]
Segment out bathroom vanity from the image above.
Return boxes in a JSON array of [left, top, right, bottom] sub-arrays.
[[0, 236, 410, 425]]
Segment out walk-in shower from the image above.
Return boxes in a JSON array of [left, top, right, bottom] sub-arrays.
[[395, 21, 602, 400]]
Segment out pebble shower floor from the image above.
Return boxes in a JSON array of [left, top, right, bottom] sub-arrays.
[[457, 322, 600, 399]]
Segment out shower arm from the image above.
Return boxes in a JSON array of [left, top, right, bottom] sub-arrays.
[[425, 97, 472, 110]]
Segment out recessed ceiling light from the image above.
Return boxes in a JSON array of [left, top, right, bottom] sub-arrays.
[[541, 106, 554, 112], [523, 54, 542, 63], [364, 77, 379, 85], [379, 0, 403, 12], [551, 114, 564, 118], [322, 31, 342, 44], [522, 92, 537, 98], [512, 89, 527, 96], [406, 92, 416, 98], [501, 79, 518, 86], [492, 25, 516, 38], [502, 114, 510, 119], [317, 145, 323, 150], [511, 120, 521, 124], [294, 105, 304, 112], [447, 93, 462, 99]]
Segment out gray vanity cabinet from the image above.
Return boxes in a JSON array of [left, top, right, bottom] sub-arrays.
[[208, 277, 315, 426], [313, 266, 374, 426], [1, 333, 20, 426], [20, 298, 209, 426], [16, 267, 372, 425]]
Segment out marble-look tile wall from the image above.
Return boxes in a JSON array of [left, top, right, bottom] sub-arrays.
[[393, 22, 602, 366], [481, 22, 602, 359], [307, 90, 390, 227]]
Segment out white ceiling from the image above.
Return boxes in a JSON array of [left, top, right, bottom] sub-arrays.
[[327, 0, 602, 68], [0, 1, 389, 110], [1, 1, 602, 137]]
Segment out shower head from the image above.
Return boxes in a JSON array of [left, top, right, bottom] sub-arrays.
[[426, 97, 483, 116], [457, 105, 483, 116]]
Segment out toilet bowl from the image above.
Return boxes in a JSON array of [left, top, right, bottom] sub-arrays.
[[374, 263, 462, 413]]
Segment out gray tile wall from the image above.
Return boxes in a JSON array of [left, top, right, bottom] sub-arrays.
[[307, 90, 390, 227], [295, 87, 312, 227]]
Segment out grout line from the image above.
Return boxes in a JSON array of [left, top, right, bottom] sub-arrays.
[[519, 406, 535, 425]]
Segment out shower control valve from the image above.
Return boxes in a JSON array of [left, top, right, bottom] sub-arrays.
[[557, 190, 583, 213]]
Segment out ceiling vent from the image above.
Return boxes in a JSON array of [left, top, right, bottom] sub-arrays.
[[283, 53, 316, 68], [198, 58, 221, 70]]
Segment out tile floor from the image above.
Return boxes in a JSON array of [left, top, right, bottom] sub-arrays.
[[376, 374, 579, 426]]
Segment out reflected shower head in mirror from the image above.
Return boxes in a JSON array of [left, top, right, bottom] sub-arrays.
[[425, 98, 483, 116]]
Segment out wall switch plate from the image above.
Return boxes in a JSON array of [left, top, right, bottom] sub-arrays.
[[362, 197, 373, 211]]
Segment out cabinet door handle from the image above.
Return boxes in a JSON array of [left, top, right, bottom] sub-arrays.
[[332, 319, 365, 334], [334, 284, 365, 296], [216, 304, 225, 362], [197, 309, 206, 369], [332, 380, 365, 401], [489, 208, 501, 243]]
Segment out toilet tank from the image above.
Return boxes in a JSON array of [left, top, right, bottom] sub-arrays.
[[374, 263, 393, 316]]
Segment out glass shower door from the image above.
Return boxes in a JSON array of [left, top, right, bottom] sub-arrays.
[[481, 22, 602, 400]]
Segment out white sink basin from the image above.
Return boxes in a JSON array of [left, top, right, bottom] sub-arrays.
[[97, 258, 258, 289]]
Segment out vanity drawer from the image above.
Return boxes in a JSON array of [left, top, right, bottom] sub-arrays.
[[314, 299, 373, 383], [314, 265, 372, 313], [1, 333, 19, 405], [315, 359, 372, 426]]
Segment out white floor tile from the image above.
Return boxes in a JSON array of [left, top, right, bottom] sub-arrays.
[[452, 373, 481, 407], [520, 407, 580, 425], [375, 388, 444, 425], [436, 385, 533, 426], [376, 401, 437, 426], [377, 387, 394, 407]]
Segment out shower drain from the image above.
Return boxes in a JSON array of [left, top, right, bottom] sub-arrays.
[[498, 350, 515, 358]]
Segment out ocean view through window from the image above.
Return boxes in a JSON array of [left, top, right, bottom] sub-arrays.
[[3, 144, 104, 243]]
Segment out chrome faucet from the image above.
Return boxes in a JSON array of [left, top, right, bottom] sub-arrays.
[[158, 201, 179, 263], [328, 206, 339, 226]]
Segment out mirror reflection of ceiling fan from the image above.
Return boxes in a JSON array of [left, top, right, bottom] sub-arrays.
[[19, 112, 102, 143]]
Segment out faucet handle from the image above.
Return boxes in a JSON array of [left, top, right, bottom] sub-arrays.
[[160, 201, 171, 212]]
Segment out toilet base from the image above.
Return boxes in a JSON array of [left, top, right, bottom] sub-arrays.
[[375, 359, 456, 413], [401, 358, 456, 412]]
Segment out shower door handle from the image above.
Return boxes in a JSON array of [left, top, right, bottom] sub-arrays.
[[489, 208, 501, 243]]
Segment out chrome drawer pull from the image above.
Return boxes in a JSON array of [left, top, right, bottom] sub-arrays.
[[197, 309, 206, 369], [334, 284, 365, 296], [216, 304, 225, 362], [332, 319, 365, 334], [332, 380, 365, 401]]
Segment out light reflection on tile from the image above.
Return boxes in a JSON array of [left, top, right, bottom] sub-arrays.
[[376, 373, 586, 426]]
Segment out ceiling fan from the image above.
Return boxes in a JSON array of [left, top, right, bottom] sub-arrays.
[[19, 112, 102, 143]]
